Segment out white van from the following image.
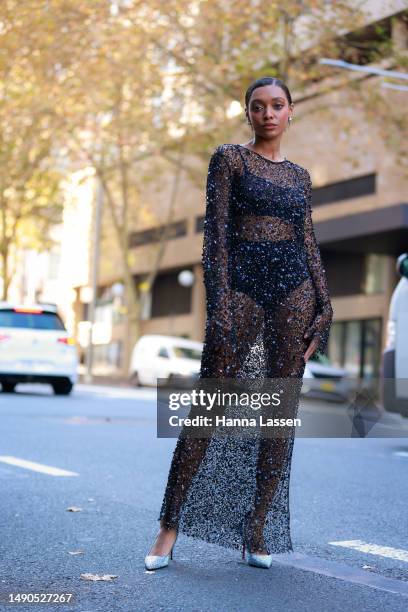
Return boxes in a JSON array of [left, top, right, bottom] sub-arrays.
[[129, 334, 203, 387], [381, 253, 408, 417]]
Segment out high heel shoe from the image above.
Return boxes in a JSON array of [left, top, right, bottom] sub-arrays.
[[241, 512, 272, 569], [144, 530, 177, 571]]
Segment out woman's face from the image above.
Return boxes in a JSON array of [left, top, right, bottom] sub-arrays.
[[246, 84, 293, 138]]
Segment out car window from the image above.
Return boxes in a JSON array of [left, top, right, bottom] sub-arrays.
[[158, 347, 170, 358], [173, 347, 202, 360], [0, 309, 66, 330]]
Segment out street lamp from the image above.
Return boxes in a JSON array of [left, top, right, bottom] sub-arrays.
[[178, 269, 195, 288]]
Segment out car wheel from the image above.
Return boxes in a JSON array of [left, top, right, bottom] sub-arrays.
[[166, 373, 181, 389], [2, 382, 16, 393], [52, 380, 73, 395], [129, 372, 140, 387]]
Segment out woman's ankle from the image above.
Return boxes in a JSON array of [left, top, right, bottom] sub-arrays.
[[159, 520, 178, 533]]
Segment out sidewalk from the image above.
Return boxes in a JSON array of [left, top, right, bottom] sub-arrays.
[[77, 364, 133, 388]]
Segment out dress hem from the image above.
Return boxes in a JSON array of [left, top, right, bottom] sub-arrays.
[[157, 515, 294, 555]]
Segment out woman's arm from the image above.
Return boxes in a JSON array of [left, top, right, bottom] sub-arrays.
[[302, 170, 333, 356], [200, 146, 235, 377], [202, 145, 233, 332]]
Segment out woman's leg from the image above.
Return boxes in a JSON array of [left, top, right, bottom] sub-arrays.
[[246, 278, 316, 553], [158, 289, 264, 531], [158, 436, 211, 529]]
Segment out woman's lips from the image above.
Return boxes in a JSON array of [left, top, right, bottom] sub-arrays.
[[264, 124, 278, 129]]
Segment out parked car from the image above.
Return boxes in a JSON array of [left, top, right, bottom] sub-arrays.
[[0, 302, 78, 395], [381, 253, 408, 417], [129, 334, 202, 387], [302, 352, 356, 402]]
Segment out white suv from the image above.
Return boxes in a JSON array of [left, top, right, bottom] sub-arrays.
[[0, 302, 78, 395]]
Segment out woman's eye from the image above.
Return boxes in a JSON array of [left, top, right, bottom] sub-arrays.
[[253, 104, 283, 111]]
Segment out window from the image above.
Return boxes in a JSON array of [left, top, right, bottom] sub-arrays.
[[323, 253, 365, 297], [0, 309, 65, 330], [328, 318, 382, 379], [195, 216, 205, 232], [128, 220, 187, 248], [173, 346, 202, 360], [363, 254, 387, 294], [312, 174, 376, 207], [150, 269, 192, 317], [158, 347, 170, 358]]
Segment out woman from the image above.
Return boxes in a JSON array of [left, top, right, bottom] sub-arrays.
[[145, 76, 333, 570]]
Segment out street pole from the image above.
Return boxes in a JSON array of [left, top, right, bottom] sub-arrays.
[[84, 175, 104, 384]]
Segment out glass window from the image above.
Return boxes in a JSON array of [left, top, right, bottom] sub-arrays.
[[0, 309, 65, 330], [172, 346, 202, 360], [328, 322, 344, 368], [362, 319, 382, 379], [343, 321, 362, 377], [363, 254, 387, 294], [150, 270, 192, 317], [328, 317, 382, 378]]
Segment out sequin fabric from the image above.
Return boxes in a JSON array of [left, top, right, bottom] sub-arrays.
[[158, 143, 333, 555]]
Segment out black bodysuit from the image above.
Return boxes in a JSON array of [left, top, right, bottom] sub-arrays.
[[159, 144, 333, 555]]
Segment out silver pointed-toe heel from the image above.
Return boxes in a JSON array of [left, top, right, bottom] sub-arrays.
[[242, 540, 272, 569], [241, 511, 272, 569], [144, 533, 176, 571]]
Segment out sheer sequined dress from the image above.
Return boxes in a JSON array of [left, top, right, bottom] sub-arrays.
[[158, 144, 333, 554]]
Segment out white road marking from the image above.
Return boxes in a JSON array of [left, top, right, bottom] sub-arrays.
[[275, 552, 408, 597], [0, 456, 79, 477], [329, 540, 408, 562]]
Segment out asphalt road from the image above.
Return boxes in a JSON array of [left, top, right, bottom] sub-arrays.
[[0, 382, 407, 612]]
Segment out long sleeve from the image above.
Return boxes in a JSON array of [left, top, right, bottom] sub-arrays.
[[302, 170, 333, 355], [200, 146, 235, 377], [202, 146, 233, 331]]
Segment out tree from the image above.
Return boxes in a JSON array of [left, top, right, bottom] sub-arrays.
[[47, 2, 194, 366], [0, 1, 65, 299]]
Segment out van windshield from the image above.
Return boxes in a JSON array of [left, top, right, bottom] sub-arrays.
[[173, 347, 202, 361]]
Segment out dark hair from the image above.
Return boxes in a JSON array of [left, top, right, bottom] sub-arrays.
[[245, 77, 292, 108]]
